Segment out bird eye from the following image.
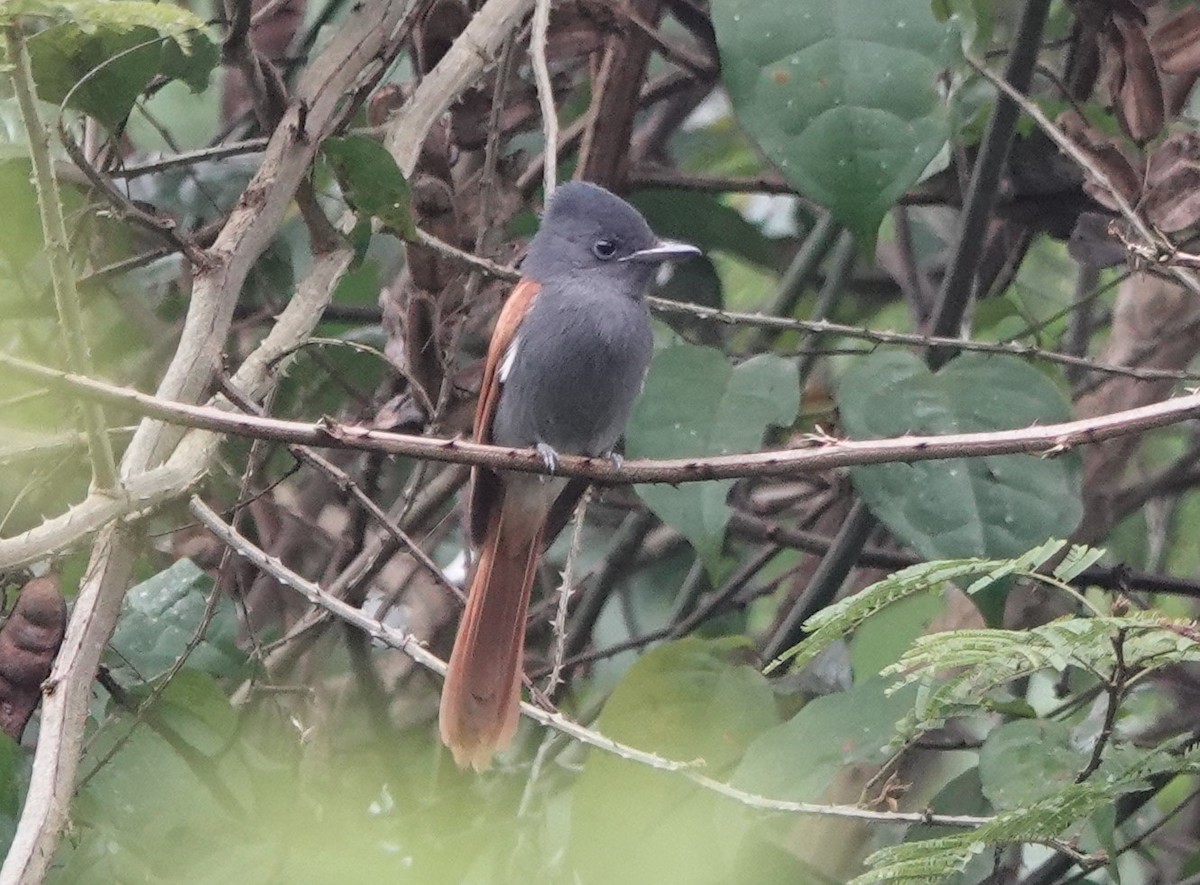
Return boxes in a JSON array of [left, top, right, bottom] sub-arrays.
[[592, 239, 618, 260]]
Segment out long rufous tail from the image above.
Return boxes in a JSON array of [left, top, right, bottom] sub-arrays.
[[439, 491, 545, 770]]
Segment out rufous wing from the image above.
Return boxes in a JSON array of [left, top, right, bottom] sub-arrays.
[[468, 277, 540, 547]]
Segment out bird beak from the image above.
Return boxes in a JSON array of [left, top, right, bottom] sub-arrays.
[[621, 239, 702, 264]]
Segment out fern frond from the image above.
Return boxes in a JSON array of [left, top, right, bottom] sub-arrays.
[[770, 541, 1070, 673], [855, 742, 1200, 885]]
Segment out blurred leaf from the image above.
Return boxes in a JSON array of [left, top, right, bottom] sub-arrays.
[[570, 638, 779, 885], [849, 590, 944, 679], [27, 25, 217, 128], [837, 351, 1081, 621], [0, 735, 20, 857], [631, 189, 777, 270], [731, 677, 913, 803], [322, 136, 416, 238], [0, 159, 44, 269], [108, 558, 247, 684], [930, 0, 994, 49], [714, 0, 962, 244], [720, 680, 916, 885], [979, 719, 1087, 810], [70, 671, 256, 882], [628, 346, 799, 565], [4, 0, 206, 41], [158, 32, 220, 94]]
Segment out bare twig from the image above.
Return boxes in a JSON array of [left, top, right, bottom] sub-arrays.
[[217, 377, 461, 602], [10, 349, 1200, 485], [0, 1, 404, 871], [403, 228, 1188, 383], [530, 0, 557, 198], [191, 496, 996, 830], [1075, 629, 1127, 783], [5, 24, 118, 492], [545, 489, 591, 697], [966, 52, 1200, 300], [385, 0, 535, 176]]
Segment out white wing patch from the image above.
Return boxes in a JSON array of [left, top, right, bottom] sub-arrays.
[[499, 335, 520, 383]]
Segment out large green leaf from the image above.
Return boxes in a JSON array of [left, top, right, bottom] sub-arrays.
[[569, 638, 779, 885], [713, 0, 962, 243], [27, 23, 217, 128], [108, 558, 248, 684], [978, 719, 1087, 810], [723, 678, 915, 875], [69, 671, 255, 881], [628, 345, 799, 565], [630, 188, 778, 271], [731, 677, 913, 803], [837, 351, 1082, 602]]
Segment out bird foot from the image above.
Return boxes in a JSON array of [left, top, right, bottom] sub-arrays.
[[536, 442, 560, 474], [605, 451, 624, 469]]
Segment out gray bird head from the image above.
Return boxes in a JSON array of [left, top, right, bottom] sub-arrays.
[[523, 181, 700, 290]]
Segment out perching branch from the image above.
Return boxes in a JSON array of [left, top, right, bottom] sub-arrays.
[[7, 349, 1200, 484]]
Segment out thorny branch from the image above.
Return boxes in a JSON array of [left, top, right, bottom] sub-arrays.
[[6, 347, 1200, 485]]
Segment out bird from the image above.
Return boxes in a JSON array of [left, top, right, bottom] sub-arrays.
[[438, 181, 701, 770]]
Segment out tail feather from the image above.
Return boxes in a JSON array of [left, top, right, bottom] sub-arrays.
[[439, 493, 544, 771]]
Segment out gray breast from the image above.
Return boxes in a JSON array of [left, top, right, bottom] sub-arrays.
[[490, 282, 653, 458]]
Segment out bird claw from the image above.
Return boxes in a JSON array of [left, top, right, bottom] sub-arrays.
[[536, 442, 560, 474], [605, 451, 624, 469]]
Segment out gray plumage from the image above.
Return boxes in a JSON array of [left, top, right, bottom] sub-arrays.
[[491, 181, 693, 460], [440, 181, 698, 770]]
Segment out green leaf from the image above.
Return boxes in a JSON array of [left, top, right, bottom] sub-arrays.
[[570, 638, 779, 885], [0, 735, 21, 857], [322, 136, 416, 239], [855, 741, 1200, 884], [837, 351, 1081, 620], [73, 672, 252, 877], [27, 24, 217, 128], [630, 189, 777, 271], [628, 346, 799, 564], [3, 0, 206, 40], [772, 544, 1068, 673], [979, 719, 1087, 810], [1053, 544, 1106, 583], [849, 590, 943, 679], [883, 613, 1200, 739], [731, 677, 913, 802], [930, 0, 994, 49], [108, 558, 248, 684], [714, 0, 962, 244]]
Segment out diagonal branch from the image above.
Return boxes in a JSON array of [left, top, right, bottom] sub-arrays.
[[190, 497, 996, 831]]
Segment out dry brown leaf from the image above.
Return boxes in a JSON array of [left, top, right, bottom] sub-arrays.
[[0, 576, 67, 742], [367, 83, 406, 128], [1111, 17, 1166, 142], [1145, 129, 1200, 186], [416, 0, 470, 75], [1058, 111, 1144, 210], [1143, 162, 1200, 232], [1141, 130, 1200, 232], [1151, 4, 1200, 75]]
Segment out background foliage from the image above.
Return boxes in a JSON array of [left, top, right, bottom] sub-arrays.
[[4, 0, 1200, 883]]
